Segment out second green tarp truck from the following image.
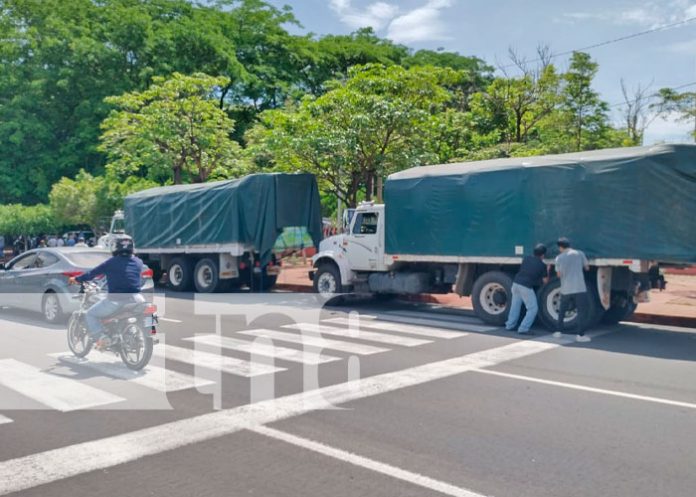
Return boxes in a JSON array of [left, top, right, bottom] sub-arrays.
[[105, 173, 322, 293], [311, 144, 696, 329]]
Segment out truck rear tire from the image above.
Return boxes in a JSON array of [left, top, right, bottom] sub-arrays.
[[537, 278, 604, 331], [471, 271, 513, 326], [194, 258, 220, 293], [313, 264, 342, 296], [168, 257, 193, 292], [601, 297, 637, 325]]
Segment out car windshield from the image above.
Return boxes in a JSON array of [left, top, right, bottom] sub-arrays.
[[63, 251, 110, 267]]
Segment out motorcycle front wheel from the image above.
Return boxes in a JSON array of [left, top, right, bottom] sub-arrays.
[[67, 313, 92, 358], [119, 323, 153, 371]]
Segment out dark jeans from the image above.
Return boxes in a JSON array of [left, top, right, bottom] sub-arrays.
[[558, 292, 589, 336]]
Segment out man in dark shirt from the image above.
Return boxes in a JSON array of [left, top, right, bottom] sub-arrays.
[[69, 235, 144, 346], [505, 244, 548, 334]]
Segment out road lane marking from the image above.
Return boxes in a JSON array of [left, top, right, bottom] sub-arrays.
[[324, 317, 466, 339], [384, 309, 483, 325], [153, 344, 285, 377], [0, 415, 12, 425], [251, 426, 485, 497], [0, 359, 125, 412], [0, 336, 571, 495], [49, 353, 215, 392], [183, 335, 341, 365], [474, 369, 696, 410], [239, 329, 388, 355], [366, 314, 498, 334], [158, 317, 183, 323], [282, 323, 433, 347]]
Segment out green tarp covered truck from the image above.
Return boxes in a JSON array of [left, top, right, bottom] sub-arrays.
[[311, 144, 696, 329], [102, 173, 322, 293]]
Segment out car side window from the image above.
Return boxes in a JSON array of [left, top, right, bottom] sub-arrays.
[[34, 252, 59, 268], [8, 253, 37, 270], [352, 212, 379, 235]]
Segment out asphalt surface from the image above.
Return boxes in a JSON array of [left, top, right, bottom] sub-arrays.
[[0, 289, 695, 497]]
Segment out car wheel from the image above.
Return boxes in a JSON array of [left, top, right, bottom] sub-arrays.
[[42, 291, 64, 323], [313, 264, 343, 296]]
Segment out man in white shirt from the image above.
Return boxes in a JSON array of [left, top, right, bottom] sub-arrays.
[[553, 237, 591, 343]]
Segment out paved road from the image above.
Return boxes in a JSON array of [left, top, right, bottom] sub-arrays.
[[0, 291, 695, 497]]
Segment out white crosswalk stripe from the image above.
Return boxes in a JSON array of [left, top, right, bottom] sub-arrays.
[[48, 353, 214, 392], [153, 344, 285, 377], [238, 329, 388, 355], [183, 335, 341, 365], [282, 323, 432, 347], [324, 317, 466, 339], [383, 310, 483, 325], [0, 359, 125, 412], [366, 314, 497, 334], [0, 415, 12, 425]]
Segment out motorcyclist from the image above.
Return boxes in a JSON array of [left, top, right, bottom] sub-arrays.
[[68, 235, 144, 348]]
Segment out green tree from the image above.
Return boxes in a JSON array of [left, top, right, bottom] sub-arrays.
[[559, 52, 611, 151], [0, 204, 57, 237], [49, 171, 157, 234], [0, 0, 246, 203], [100, 73, 244, 184], [248, 64, 454, 205], [652, 88, 696, 142]]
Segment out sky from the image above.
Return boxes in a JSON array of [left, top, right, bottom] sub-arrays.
[[267, 0, 696, 144]]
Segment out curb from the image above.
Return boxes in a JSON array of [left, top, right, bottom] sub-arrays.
[[276, 283, 696, 329]]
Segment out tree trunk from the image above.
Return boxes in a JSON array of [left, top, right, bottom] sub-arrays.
[[173, 167, 182, 185], [365, 172, 374, 202], [376, 176, 383, 203]]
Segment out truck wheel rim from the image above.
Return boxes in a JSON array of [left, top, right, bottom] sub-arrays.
[[197, 265, 214, 289], [317, 273, 336, 294], [546, 288, 577, 322], [170, 265, 183, 286], [479, 283, 507, 315], [44, 294, 59, 321]]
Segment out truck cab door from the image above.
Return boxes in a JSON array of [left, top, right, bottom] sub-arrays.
[[346, 211, 383, 271]]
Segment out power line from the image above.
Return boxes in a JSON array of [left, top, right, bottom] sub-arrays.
[[500, 15, 696, 70], [611, 81, 696, 108]]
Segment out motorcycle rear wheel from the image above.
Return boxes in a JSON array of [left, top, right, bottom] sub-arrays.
[[67, 313, 92, 358], [119, 323, 153, 371]]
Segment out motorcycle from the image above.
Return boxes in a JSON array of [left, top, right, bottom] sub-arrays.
[[67, 280, 159, 371]]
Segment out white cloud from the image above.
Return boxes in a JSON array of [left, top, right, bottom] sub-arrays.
[[329, 0, 399, 31], [329, 0, 455, 43], [386, 0, 454, 43], [561, 1, 696, 28]]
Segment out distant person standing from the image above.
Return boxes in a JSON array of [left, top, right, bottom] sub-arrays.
[[505, 244, 548, 334], [66, 235, 76, 247], [75, 236, 88, 248], [47, 236, 57, 247], [553, 237, 591, 343], [56, 236, 65, 247]]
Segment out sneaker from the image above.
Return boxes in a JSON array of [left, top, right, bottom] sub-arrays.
[[575, 335, 591, 343], [552, 332, 562, 338]]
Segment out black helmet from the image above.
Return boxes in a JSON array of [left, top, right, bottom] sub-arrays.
[[533, 243, 547, 256], [110, 235, 134, 256]]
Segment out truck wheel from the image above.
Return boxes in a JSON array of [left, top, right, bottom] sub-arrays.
[[471, 271, 513, 326], [537, 278, 603, 331], [601, 297, 637, 325], [168, 257, 193, 292], [313, 264, 342, 296], [193, 258, 220, 293]]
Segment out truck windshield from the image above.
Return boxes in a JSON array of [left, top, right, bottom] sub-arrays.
[[111, 218, 126, 234]]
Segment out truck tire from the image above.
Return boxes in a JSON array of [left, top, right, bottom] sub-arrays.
[[601, 297, 637, 325], [537, 278, 603, 331], [168, 257, 193, 292], [471, 271, 513, 326], [313, 263, 343, 296], [193, 258, 220, 293]]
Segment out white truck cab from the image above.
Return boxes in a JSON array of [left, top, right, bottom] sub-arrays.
[[312, 202, 391, 293]]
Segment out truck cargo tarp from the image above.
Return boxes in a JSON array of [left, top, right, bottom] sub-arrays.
[[124, 173, 323, 262], [385, 145, 696, 263]]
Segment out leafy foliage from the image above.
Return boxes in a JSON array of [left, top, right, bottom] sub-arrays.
[[100, 73, 244, 184], [0, 205, 57, 237]]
